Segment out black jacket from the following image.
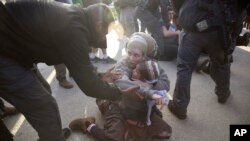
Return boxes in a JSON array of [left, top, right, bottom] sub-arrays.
[[0, 0, 121, 100]]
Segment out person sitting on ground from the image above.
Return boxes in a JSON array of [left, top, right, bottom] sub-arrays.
[[161, 7, 180, 61], [69, 60, 170, 140], [68, 32, 172, 141], [114, 60, 169, 126]]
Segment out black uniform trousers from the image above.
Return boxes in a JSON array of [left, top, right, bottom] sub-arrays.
[[172, 30, 231, 114], [0, 55, 65, 141]]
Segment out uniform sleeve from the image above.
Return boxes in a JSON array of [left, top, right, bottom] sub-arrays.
[[57, 25, 121, 101]]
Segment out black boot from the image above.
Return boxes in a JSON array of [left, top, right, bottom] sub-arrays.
[[168, 100, 187, 120]]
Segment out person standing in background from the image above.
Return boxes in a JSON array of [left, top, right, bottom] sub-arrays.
[[81, 0, 117, 64], [54, 0, 74, 89], [115, 0, 139, 37]]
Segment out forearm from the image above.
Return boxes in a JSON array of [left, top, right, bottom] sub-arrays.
[[60, 30, 121, 101], [163, 26, 179, 37], [70, 66, 122, 100]]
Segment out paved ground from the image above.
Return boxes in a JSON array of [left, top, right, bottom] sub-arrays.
[[3, 33, 250, 141]]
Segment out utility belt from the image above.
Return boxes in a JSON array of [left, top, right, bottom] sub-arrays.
[[183, 17, 234, 64], [183, 26, 218, 33], [183, 17, 223, 33]]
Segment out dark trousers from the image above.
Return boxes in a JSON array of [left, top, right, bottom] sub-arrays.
[[54, 64, 67, 82], [0, 55, 65, 141], [0, 98, 13, 141], [135, 6, 165, 57], [173, 30, 231, 114], [0, 99, 4, 117], [163, 40, 178, 61], [0, 119, 13, 141]]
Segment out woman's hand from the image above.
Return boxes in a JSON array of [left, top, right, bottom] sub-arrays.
[[152, 94, 165, 110]]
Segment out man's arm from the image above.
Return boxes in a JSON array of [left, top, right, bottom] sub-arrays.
[[57, 25, 121, 101]]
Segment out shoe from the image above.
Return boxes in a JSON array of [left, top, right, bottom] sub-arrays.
[[59, 80, 73, 89], [3, 106, 18, 117], [69, 116, 96, 133], [90, 56, 101, 63], [168, 100, 187, 120], [196, 59, 210, 74], [62, 128, 71, 139], [218, 91, 230, 104], [102, 57, 117, 64], [236, 32, 250, 46]]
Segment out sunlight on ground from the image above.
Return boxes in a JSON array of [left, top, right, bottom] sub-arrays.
[[10, 115, 25, 135], [238, 46, 250, 52]]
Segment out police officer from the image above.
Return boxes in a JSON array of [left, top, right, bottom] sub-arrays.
[[0, 1, 127, 140], [168, 0, 248, 119]]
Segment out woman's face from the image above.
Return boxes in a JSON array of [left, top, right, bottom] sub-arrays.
[[168, 10, 175, 21], [127, 47, 145, 69]]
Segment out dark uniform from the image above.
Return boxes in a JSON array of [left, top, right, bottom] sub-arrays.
[[169, 0, 247, 118], [0, 0, 120, 141], [0, 99, 13, 141], [135, 0, 170, 59], [0, 119, 13, 141]]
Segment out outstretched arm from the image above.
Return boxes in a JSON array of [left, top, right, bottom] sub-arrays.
[[59, 25, 121, 101]]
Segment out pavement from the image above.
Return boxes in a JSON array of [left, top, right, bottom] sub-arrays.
[[2, 34, 250, 141]]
